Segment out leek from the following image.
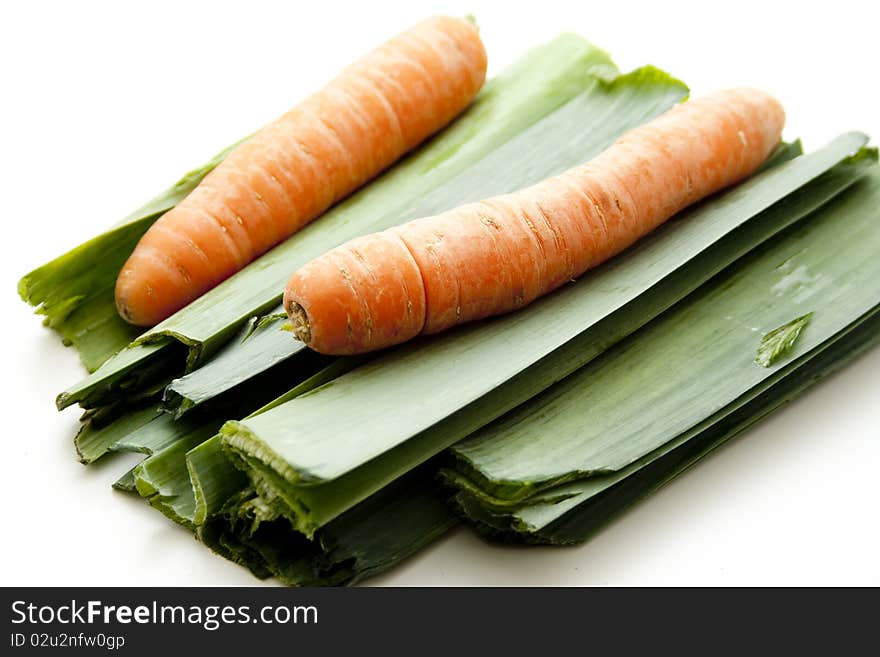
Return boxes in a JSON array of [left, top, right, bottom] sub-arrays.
[[17, 142, 242, 372]]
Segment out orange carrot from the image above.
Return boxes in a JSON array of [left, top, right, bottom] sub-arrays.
[[115, 16, 487, 326], [284, 88, 786, 355]]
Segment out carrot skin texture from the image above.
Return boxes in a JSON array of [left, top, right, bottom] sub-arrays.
[[286, 233, 426, 355], [115, 16, 487, 326], [285, 88, 786, 355]]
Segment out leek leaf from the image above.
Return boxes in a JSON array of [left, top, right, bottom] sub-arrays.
[[198, 463, 457, 585], [112, 468, 138, 492], [133, 423, 221, 527], [526, 309, 880, 544], [75, 404, 164, 464], [133, 368, 457, 585], [458, 308, 880, 541], [17, 142, 241, 371], [135, 357, 381, 527]]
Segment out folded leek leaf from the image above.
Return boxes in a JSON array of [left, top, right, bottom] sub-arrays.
[[187, 436, 248, 525], [57, 34, 620, 412], [162, 318, 312, 417], [112, 468, 138, 493], [133, 423, 223, 526], [457, 308, 880, 541], [168, 351, 355, 517], [163, 64, 692, 417], [186, 360, 367, 527], [220, 134, 868, 539], [445, 162, 880, 538], [134, 365, 456, 585], [72, 347, 301, 466], [17, 142, 242, 372], [198, 462, 457, 585], [529, 309, 880, 545], [133, 360, 349, 527], [75, 404, 165, 464]]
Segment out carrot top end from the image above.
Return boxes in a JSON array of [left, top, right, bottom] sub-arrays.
[[287, 302, 312, 345]]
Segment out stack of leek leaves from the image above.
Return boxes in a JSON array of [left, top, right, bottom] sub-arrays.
[[19, 33, 879, 584], [443, 152, 880, 543]]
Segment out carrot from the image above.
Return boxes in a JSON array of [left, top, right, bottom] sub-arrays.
[[284, 88, 786, 355], [115, 16, 487, 326]]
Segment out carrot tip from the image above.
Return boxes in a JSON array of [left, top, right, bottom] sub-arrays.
[[287, 301, 311, 344]]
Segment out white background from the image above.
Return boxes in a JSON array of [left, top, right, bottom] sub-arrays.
[[2, 0, 878, 586]]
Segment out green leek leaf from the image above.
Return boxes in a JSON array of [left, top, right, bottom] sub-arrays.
[[17, 142, 242, 371], [524, 308, 880, 545]]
